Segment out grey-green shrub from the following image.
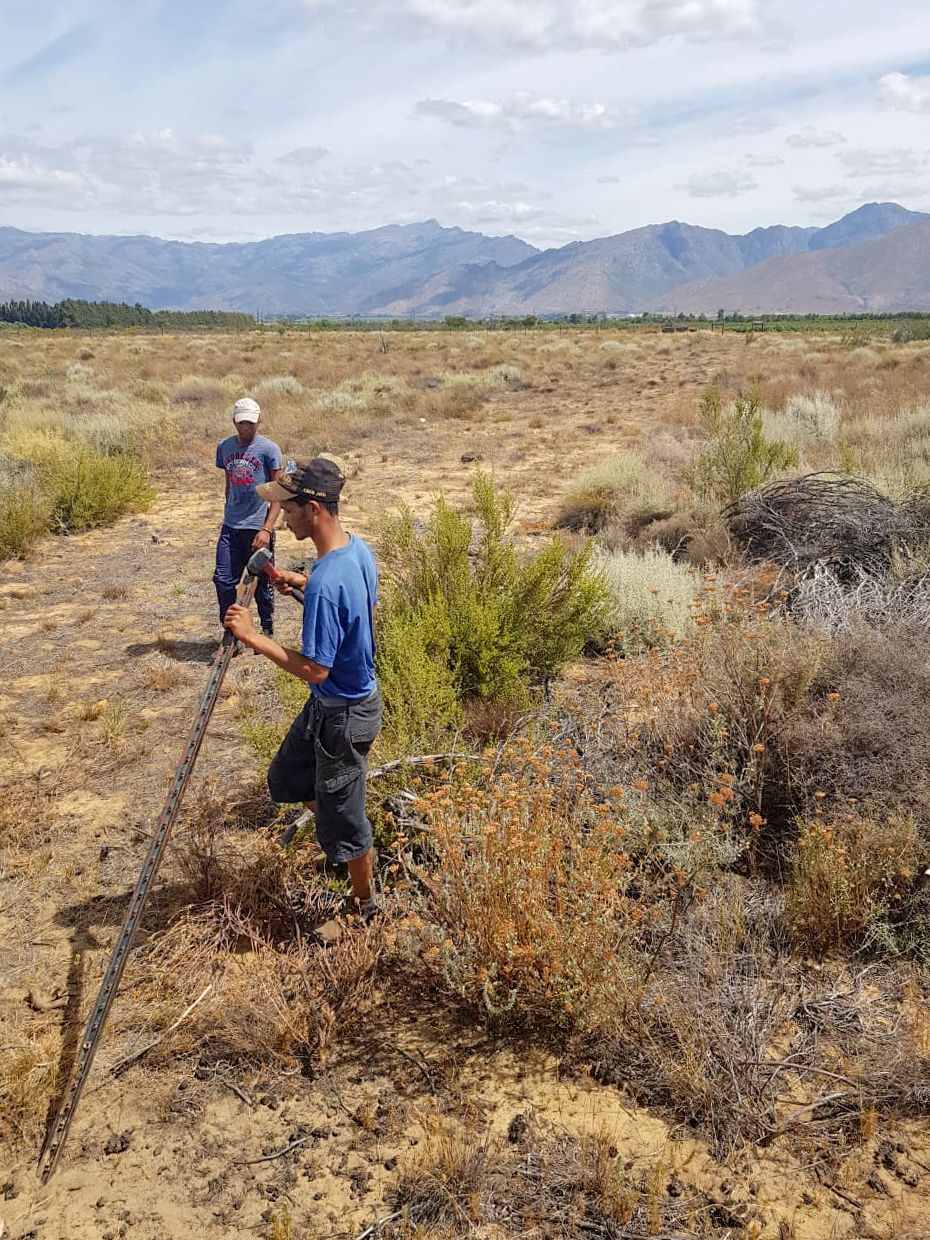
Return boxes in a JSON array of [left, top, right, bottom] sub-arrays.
[[596, 547, 700, 647], [560, 450, 676, 535]]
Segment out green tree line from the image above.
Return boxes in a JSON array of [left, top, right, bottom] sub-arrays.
[[0, 299, 255, 330]]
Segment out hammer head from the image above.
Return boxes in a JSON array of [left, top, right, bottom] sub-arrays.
[[247, 546, 273, 576]]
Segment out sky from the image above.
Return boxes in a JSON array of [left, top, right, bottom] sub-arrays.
[[1, 0, 930, 249]]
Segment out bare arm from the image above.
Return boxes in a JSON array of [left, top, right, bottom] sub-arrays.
[[224, 604, 329, 685], [262, 467, 282, 532], [252, 467, 281, 549]]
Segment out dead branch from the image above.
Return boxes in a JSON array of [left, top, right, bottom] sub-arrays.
[[109, 984, 214, 1077]]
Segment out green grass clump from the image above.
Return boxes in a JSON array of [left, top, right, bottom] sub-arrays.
[[376, 474, 609, 753]]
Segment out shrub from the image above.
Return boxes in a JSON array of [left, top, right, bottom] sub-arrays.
[[376, 474, 609, 749], [48, 447, 154, 532], [784, 625, 930, 841], [892, 322, 930, 342], [596, 547, 700, 648], [0, 461, 51, 559], [785, 812, 917, 956], [559, 450, 676, 535], [20, 433, 155, 533], [255, 375, 304, 395], [690, 384, 798, 504], [406, 742, 637, 1031], [762, 390, 841, 457]]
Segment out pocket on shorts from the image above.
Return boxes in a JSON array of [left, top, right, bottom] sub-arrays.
[[314, 709, 350, 763], [347, 693, 382, 746]]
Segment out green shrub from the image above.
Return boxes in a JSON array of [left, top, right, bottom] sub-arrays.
[[559, 450, 676, 534], [376, 474, 610, 750], [0, 470, 51, 559], [891, 322, 930, 343], [47, 448, 154, 532], [0, 434, 154, 557], [690, 384, 798, 504]]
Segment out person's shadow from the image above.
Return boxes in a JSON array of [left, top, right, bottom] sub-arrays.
[[125, 638, 219, 664]]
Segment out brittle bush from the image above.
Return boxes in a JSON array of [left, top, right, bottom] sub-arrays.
[[405, 742, 636, 1031], [786, 812, 918, 956]]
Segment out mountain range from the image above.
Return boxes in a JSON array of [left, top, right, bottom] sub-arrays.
[[0, 202, 928, 316]]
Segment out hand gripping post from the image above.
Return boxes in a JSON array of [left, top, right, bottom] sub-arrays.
[[38, 567, 260, 1183], [246, 546, 304, 605]]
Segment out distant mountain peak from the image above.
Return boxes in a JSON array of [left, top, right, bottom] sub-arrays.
[[809, 201, 928, 251]]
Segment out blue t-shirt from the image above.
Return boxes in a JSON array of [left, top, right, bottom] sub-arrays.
[[215, 433, 282, 530], [302, 535, 378, 701]]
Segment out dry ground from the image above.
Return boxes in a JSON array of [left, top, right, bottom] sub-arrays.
[[2, 327, 930, 1239]]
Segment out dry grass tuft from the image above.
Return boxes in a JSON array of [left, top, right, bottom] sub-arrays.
[[125, 797, 381, 1067], [388, 1116, 708, 1239]]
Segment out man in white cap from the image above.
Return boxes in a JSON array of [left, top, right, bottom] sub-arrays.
[[213, 397, 283, 637]]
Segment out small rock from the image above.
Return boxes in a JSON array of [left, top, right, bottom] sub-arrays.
[[384, 1157, 398, 1171], [460, 451, 482, 464], [667, 1177, 684, 1198], [104, 1131, 132, 1156], [867, 1170, 889, 1196], [507, 1113, 529, 1144], [1, 1184, 15, 1201], [311, 1127, 329, 1140]]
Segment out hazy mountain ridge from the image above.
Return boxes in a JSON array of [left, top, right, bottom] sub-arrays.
[[0, 221, 536, 315], [0, 203, 927, 315], [648, 217, 930, 315]]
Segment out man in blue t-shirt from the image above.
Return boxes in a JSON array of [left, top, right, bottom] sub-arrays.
[[223, 457, 382, 928], [214, 397, 282, 636]]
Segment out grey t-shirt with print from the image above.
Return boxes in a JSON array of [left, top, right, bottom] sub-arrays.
[[215, 433, 282, 529]]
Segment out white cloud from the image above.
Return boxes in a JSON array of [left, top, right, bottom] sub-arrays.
[[792, 183, 850, 203], [677, 170, 759, 198], [838, 146, 927, 177], [276, 146, 329, 166], [877, 71, 930, 113], [309, 0, 765, 51], [0, 154, 85, 197], [415, 91, 625, 130], [745, 153, 784, 167], [785, 125, 845, 148]]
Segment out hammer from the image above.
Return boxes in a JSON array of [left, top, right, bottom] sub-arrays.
[[247, 546, 305, 605]]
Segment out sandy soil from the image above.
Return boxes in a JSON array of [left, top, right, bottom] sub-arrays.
[[2, 339, 930, 1239]]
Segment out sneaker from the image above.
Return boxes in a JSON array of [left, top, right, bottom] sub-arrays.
[[261, 626, 274, 638]]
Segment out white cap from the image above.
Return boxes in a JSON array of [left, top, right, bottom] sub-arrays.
[[232, 397, 261, 424]]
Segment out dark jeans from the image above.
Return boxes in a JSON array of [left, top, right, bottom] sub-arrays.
[[214, 524, 275, 632], [267, 690, 382, 864]]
